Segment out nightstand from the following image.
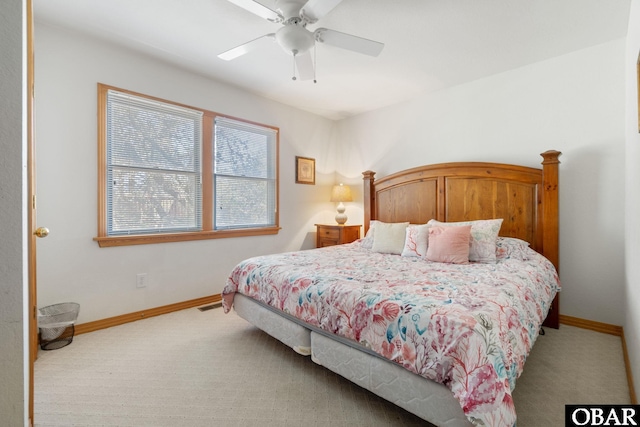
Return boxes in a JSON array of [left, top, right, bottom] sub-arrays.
[[315, 224, 361, 248]]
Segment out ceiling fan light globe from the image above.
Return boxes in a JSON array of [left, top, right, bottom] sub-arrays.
[[276, 25, 314, 56]]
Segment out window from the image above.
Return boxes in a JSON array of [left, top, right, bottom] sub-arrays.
[[106, 90, 203, 235], [95, 84, 279, 247], [214, 117, 277, 230]]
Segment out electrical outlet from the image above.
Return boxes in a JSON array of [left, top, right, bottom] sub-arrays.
[[136, 273, 147, 288]]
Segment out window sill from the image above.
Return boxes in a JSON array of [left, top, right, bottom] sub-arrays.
[[94, 227, 281, 247]]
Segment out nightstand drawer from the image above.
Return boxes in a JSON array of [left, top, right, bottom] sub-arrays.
[[319, 228, 340, 240]]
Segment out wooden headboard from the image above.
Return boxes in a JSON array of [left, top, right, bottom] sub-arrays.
[[362, 150, 561, 328]]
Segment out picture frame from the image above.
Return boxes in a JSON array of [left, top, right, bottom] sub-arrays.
[[295, 156, 315, 185]]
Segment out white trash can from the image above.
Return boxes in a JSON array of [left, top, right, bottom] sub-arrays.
[[38, 302, 80, 350]]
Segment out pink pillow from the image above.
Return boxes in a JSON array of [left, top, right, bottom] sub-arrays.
[[426, 225, 472, 264]]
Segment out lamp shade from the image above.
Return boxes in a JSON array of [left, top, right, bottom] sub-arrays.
[[330, 184, 353, 202]]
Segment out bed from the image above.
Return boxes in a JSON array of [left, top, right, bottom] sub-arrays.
[[222, 150, 561, 427]]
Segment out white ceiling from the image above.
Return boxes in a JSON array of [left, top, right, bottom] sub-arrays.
[[34, 0, 630, 120]]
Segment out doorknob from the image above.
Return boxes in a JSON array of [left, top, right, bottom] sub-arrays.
[[34, 227, 49, 238]]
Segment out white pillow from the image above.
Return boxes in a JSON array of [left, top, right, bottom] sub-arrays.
[[371, 222, 409, 254], [401, 224, 429, 257], [427, 219, 503, 263], [361, 220, 381, 249]]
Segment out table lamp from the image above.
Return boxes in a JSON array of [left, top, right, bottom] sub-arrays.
[[330, 183, 353, 224]]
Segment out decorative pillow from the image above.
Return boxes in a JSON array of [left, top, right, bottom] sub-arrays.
[[426, 225, 472, 264], [360, 220, 381, 249], [427, 219, 503, 263], [401, 224, 429, 257], [371, 222, 410, 254], [496, 237, 532, 261]]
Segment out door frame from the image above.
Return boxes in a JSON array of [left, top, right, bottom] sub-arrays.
[[27, 0, 37, 423]]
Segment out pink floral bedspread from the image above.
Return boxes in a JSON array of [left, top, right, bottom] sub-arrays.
[[222, 240, 560, 426]]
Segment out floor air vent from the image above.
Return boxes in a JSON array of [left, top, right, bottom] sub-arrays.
[[198, 302, 222, 312]]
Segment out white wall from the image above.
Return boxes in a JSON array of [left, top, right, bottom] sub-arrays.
[[625, 0, 640, 398], [34, 24, 339, 324], [0, 0, 28, 424], [336, 39, 627, 326]]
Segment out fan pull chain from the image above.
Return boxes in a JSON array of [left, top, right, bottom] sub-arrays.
[[313, 44, 317, 84], [292, 51, 297, 81]]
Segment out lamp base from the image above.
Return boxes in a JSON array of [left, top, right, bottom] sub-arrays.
[[335, 202, 347, 224], [335, 213, 348, 225]]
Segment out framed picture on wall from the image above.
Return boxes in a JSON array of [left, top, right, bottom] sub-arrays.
[[295, 156, 315, 185]]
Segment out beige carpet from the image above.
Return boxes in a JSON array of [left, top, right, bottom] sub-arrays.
[[34, 306, 630, 426]]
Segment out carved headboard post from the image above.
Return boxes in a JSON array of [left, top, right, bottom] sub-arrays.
[[541, 150, 561, 329], [540, 150, 561, 272], [362, 170, 376, 235]]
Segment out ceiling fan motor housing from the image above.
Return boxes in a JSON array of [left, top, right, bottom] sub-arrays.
[[275, 0, 307, 20]]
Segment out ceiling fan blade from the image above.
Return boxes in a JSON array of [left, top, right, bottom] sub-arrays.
[[218, 34, 275, 61], [314, 28, 384, 57], [300, 0, 343, 23], [294, 51, 314, 81], [226, 0, 282, 23]]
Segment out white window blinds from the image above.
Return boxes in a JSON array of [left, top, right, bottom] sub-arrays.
[[106, 90, 203, 235], [214, 116, 277, 230]]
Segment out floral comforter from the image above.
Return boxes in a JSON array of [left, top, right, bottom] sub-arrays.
[[222, 239, 560, 427]]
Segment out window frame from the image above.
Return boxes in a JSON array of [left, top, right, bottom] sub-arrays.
[[95, 84, 280, 247]]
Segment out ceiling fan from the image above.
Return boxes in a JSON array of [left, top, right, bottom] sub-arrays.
[[218, 0, 384, 81]]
